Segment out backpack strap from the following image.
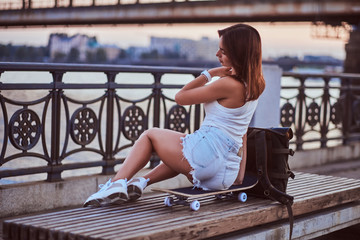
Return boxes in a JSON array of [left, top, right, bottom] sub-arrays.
[[273, 148, 295, 156], [286, 201, 294, 240], [269, 171, 295, 180], [249, 127, 293, 140], [255, 130, 294, 240]]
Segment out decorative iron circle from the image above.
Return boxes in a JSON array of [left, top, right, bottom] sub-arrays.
[[352, 100, 360, 125], [306, 102, 320, 127], [167, 105, 188, 133], [330, 101, 342, 125], [280, 103, 295, 127], [9, 109, 42, 151], [122, 105, 147, 141], [70, 107, 99, 145]]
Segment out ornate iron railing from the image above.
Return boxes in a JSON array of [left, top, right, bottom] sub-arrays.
[[0, 62, 359, 182], [0, 62, 204, 182], [280, 71, 360, 150]]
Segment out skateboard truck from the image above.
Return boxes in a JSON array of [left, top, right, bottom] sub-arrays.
[[215, 192, 248, 202], [164, 196, 201, 211]]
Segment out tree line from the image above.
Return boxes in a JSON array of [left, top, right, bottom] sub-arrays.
[[0, 44, 48, 62], [0, 43, 187, 64], [0, 44, 128, 63]]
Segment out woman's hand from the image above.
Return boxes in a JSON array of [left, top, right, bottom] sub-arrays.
[[233, 179, 243, 185], [233, 134, 247, 186], [208, 67, 232, 78], [175, 66, 236, 106]]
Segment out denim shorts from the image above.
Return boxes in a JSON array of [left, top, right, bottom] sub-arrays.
[[181, 125, 242, 190]]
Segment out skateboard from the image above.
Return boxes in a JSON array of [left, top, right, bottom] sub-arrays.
[[152, 174, 258, 211]]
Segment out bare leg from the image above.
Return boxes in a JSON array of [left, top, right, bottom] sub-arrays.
[[143, 163, 179, 185], [113, 128, 192, 182]]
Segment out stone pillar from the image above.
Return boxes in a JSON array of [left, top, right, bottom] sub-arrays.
[[249, 64, 282, 128], [344, 27, 360, 74], [343, 26, 360, 139]]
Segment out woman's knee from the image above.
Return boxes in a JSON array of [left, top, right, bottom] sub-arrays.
[[143, 128, 185, 141], [141, 127, 161, 141], [144, 127, 160, 135]]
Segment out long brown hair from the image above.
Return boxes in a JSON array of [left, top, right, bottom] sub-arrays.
[[218, 24, 265, 101]]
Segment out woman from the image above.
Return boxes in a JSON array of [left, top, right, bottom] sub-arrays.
[[84, 23, 265, 207]]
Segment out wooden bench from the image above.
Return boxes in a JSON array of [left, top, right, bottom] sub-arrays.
[[3, 172, 360, 240]]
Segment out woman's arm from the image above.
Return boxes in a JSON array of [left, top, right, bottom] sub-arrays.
[[175, 67, 232, 106], [234, 133, 247, 185]]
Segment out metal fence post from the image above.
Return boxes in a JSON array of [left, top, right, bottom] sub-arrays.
[[150, 72, 163, 168], [102, 72, 118, 175], [342, 77, 352, 145], [47, 71, 64, 182], [295, 77, 305, 150], [194, 104, 201, 132], [321, 77, 330, 148], [152, 72, 162, 128]]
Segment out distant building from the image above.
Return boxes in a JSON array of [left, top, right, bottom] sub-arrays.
[[150, 36, 193, 59], [196, 37, 219, 61], [150, 36, 218, 61], [127, 46, 152, 61], [48, 33, 98, 62], [102, 44, 122, 62], [47, 33, 219, 63], [303, 55, 342, 64]]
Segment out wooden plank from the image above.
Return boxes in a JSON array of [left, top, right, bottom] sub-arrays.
[[291, 180, 360, 196], [4, 194, 165, 225], [289, 181, 360, 198], [104, 201, 283, 240], [292, 189, 360, 216], [6, 195, 165, 230]]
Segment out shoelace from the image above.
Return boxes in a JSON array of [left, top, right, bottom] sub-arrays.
[[98, 179, 112, 191], [128, 177, 150, 187], [98, 178, 128, 191]]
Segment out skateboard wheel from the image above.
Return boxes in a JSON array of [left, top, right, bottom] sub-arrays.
[[190, 200, 200, 211], [164, 196, 173, 207], [238, 192, 247, 202]]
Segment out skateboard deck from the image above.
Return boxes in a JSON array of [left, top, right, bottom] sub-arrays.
[[152, 174, 258, 211]]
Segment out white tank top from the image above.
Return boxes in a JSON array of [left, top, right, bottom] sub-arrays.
[[202, 99, 258, 147]]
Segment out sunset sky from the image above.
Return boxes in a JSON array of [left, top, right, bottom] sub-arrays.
[[0, 22, 348, 60]]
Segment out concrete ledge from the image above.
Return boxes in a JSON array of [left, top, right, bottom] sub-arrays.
[[0, 169, 190, 218], [290, 142, 360, 170]]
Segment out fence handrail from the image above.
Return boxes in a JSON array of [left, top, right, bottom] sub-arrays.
[[2, 62, 360, 80], [0, 61, 203, 74], [283, 71, 360, 80]]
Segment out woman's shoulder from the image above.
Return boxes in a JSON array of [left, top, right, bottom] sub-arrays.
[[213, 76, 247, 108], [214, 75, 246, 91], [216, 75, 244, 84]]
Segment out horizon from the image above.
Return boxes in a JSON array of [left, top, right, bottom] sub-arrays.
[[0, 22, 348, 60]]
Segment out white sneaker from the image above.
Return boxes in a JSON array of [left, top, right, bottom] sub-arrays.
[[127, 177, 150, 201], [83, 178, 128, 207]]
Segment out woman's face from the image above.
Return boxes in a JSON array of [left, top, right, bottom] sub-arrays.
[[216, 37, 232, 68]]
